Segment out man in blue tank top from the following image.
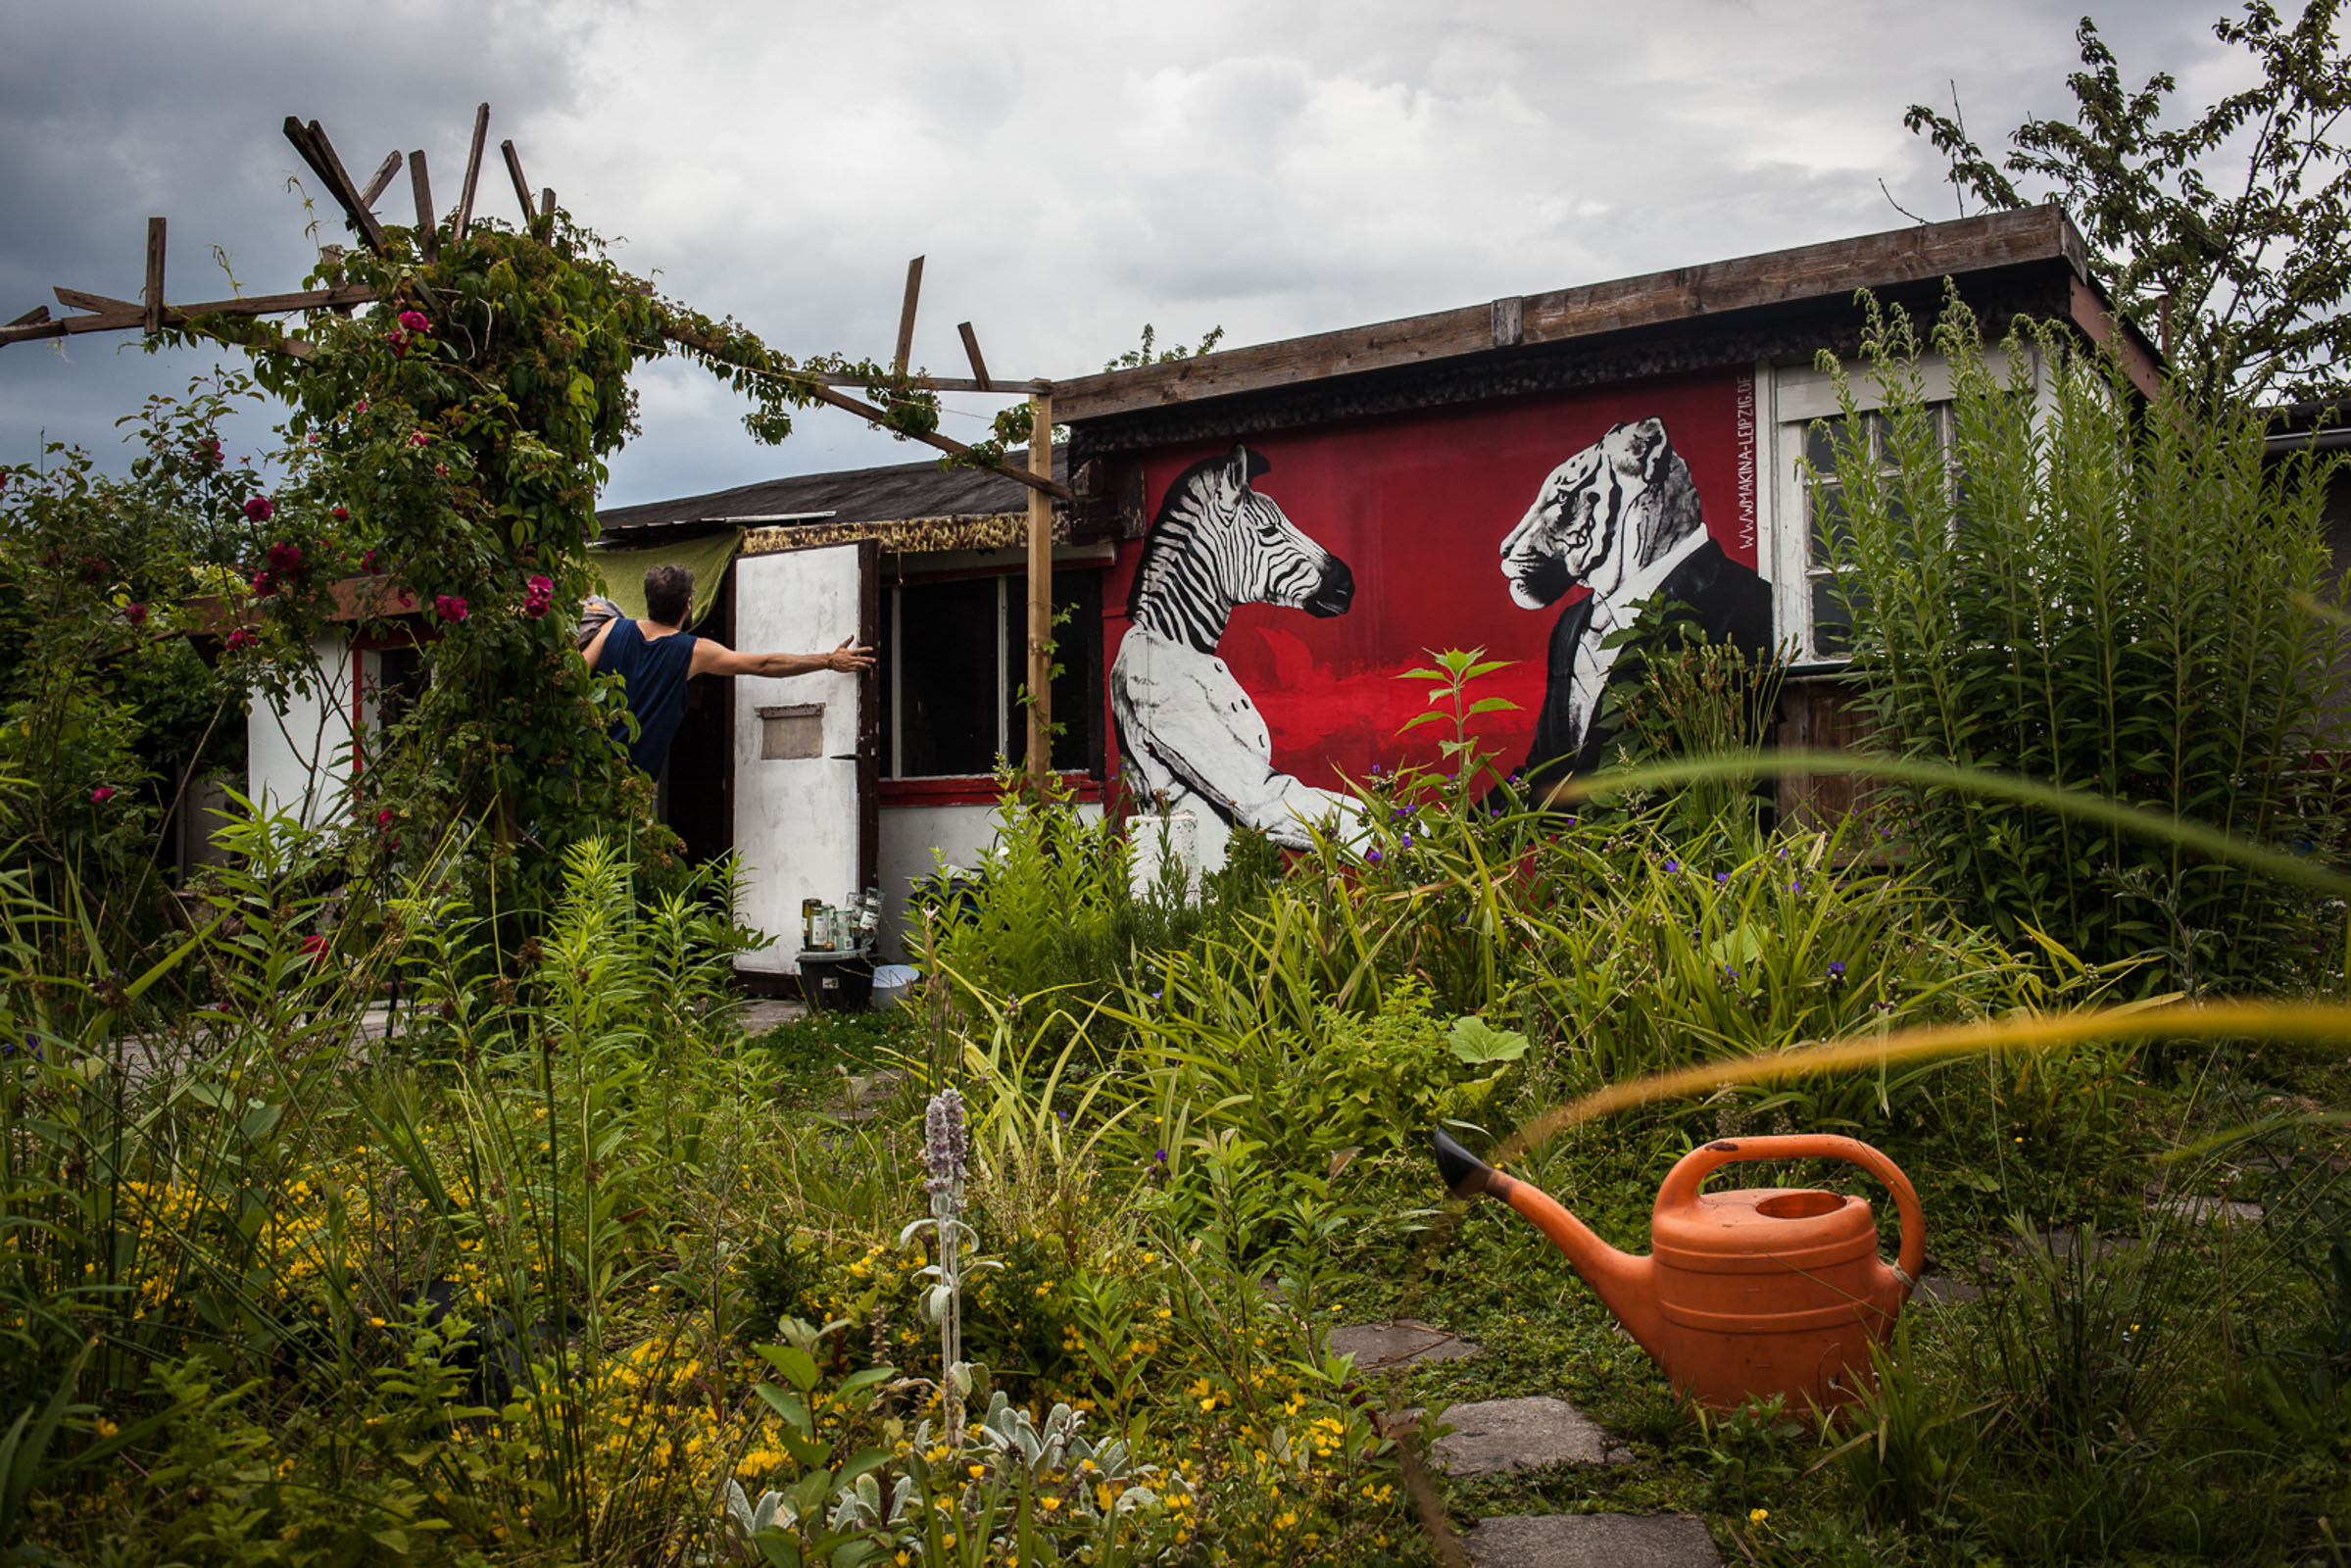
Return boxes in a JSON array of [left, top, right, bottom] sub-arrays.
[[581, 564, 874, 776]]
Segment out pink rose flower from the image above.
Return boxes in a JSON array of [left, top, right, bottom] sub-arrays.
[[250, 569, 275, 597], [243, 496, 273, 522], [90, 786, 115, 804], [410, 431, 428, 447], [398, 310, 430, 333], [268, 542, 304, 576], [375, 808, 395, 827], [331, 507, 349, 521], [124, 602, 147, 626], [353, 400, 368, 414], [433, 595, 469, 623], [224, 628, 255, 651]]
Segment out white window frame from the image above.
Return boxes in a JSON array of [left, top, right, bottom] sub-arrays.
[[1762, 346, 2042, 668]]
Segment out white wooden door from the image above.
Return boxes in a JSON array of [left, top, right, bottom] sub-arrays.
[[731, 541, 875, 977]]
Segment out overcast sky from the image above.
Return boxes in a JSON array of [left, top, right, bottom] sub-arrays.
[[0, 0, 2278, 509]]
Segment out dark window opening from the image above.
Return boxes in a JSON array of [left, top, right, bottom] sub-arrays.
[[880, 569, 1102, 779]]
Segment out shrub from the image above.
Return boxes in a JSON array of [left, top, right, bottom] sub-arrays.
[[1820, 290, 2349, 993]]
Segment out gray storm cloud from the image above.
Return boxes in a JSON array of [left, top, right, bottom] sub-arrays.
[[0, 0, 2248, 507]]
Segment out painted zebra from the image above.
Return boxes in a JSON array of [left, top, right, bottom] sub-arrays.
[[1111, 444, 1359, 858]]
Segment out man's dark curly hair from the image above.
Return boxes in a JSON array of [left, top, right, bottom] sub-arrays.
[[644, 564, 694, 628]]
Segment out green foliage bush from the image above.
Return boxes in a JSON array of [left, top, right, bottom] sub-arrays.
[[1821, 291, 2349, 993]]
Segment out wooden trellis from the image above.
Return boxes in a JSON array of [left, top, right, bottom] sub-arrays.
[[2, 105, 1070, 786]]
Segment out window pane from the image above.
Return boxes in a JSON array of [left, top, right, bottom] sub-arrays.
[[1862, 410, 1895, 464], [1804, 416, 1845, 474], [1005, 569, 1104, 775], [1811, 577, 1859, 658], [1809, 483, 1853, 564], [892, 577, 1001, 776]]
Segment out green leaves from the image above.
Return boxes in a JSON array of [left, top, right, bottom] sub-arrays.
[[1906, 1, 2351, 407], [1814, 292, 2349, 992], [1445, 1014, 1530, 1066]]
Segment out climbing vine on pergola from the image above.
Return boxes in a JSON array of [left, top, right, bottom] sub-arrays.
[[3, 108, 1070, 895]]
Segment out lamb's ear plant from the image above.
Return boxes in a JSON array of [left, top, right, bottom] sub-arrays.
[[1816, 285, 2350, 995]]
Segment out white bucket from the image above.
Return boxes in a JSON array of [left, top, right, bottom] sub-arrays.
[[871, 963, 920, 1010]]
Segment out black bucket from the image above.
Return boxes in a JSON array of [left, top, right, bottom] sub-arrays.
[[799, 951, 875, 1012]]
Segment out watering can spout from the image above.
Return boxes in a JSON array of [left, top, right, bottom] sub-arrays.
[[1434, 1128, 1493, 1197], [1432, 1129, 1665, 1353]]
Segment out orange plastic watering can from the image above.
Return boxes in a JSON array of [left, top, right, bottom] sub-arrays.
[[1435, 1129, 1925, 1410]]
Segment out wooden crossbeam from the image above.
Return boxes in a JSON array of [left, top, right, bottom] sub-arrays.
[[957, 321, 993, 390], [455, 104, 489, 239], [11, 281, 1046, 393], [56, 286, 139, 315], [500, 140, 532, 225], [409, 152, 438, 264], [144, 217, 165, 334], [358, 150, 404, 209], [894, 256, 923, 376], [659, 322, 1069, 499], [3, 282, 381, 347], [282, 118, 386, 253]]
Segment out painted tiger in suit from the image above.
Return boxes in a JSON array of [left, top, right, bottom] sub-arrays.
[[1112, 444, 1359, 858], [1501, 416, 1773, 790]]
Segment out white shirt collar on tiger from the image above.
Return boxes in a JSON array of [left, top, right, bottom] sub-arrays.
[[1567, 525, 1714, 752]]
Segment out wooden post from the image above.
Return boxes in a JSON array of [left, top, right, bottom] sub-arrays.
[[408, 152, 437, 264], [957, 321, 992, 390], [143, 218, 165, 335], [893, 256, 924, 377], [501, 140, 533, 223], [1026, 394, 1053, 791], [455, 104, 490, 240], [358, 151, 404, 209]]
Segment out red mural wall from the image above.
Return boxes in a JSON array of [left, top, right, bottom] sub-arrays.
[[1101, 368, 1760, 792]]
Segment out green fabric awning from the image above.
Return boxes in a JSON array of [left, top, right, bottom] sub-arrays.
[[587, 528, 744, 631]]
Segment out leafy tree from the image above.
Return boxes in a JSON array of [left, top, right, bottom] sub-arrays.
[[1905, 1, 2351, 410]]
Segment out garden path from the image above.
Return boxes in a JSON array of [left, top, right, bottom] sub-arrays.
[[1331, 1318, 1722, 1568]]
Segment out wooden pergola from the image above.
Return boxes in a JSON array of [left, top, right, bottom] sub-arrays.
[[1, 106, 1072, 789]]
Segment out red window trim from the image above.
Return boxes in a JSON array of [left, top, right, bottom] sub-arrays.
[[879, 772, 1102, 808]]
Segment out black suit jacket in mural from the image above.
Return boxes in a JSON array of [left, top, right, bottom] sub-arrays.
[[1519, 539, 1775, 789]]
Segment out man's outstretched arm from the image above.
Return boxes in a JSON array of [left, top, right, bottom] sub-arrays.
[[690, 636, 876, 679]]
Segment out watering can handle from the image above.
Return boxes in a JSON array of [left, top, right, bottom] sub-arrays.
[[1655, 1134, 1926, 1287]]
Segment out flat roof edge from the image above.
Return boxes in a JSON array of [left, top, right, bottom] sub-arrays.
[[1050, 206, 2082, 424]]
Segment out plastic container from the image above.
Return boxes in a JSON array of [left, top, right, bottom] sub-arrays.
[[799, 951, 874, 1012], [871, 963, 919, 1010]]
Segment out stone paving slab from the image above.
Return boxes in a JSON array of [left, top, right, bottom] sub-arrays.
[[1465, 1513, 1722, 1568], [2153, 1195, 2265, 1227], [1328, 1319, 1483, 1372], [1433, 1396, 1624, 1475]]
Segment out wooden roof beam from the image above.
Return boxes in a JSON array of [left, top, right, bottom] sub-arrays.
[[1048, 205, 2099, 423]]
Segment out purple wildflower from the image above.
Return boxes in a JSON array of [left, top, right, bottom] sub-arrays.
[[923, 1089, 967, 1201]]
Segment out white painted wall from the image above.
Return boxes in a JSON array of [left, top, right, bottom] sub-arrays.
[[876, 799, 1105, 962], [732, 545, 865, 975], [246, 634, 359, 828]]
